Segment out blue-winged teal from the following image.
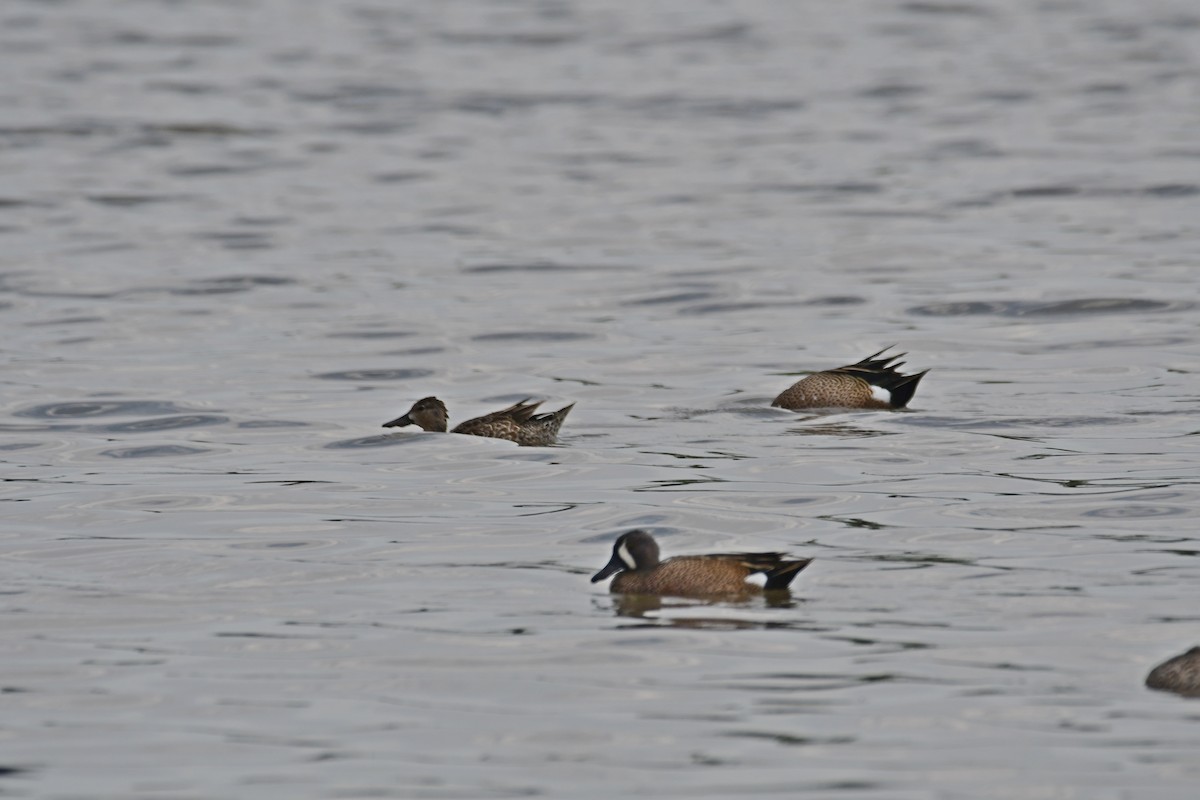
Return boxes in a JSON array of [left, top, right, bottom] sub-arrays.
[[1146, 646, 1200, 698], [591, 530, 812, 597], [383, 396, 573, 446], [772, 347, 928, 410]]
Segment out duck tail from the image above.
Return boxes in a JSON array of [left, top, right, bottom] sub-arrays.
[[764, 558, 813, 590]]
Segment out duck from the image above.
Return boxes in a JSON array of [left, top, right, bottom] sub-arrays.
[[772, 347, 928, 410], [383, 396, 573, 446], [591, 529, 811, 597], [1146, 646, 1200, 698]]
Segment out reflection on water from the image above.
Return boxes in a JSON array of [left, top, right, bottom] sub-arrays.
[[607, 590, 800, 624]]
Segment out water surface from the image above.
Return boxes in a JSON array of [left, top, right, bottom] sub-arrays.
[[3, 1, 1200, 798]]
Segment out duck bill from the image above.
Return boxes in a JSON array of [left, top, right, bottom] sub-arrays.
[[382, 413, 413, 428], [591, 555, 623, 583]]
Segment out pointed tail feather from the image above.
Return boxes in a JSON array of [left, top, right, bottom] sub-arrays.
[[764, 558, 813, 590], [886, 370, 929, 408]]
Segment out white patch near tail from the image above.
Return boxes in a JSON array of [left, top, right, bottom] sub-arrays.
[[617, 541, 636, 570], [869, 385, 892, 405], [743, 572, 768, 588]]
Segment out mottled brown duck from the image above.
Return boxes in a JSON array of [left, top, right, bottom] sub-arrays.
[[383, 396, 573, 446], [772, 347, 928, 410]]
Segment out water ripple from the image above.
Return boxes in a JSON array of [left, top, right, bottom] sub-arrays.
[[314, 369, 434, 381], [908, 298, 1188, 316], [471, 331, 594, 342], [325, 434, 428, 449], [463, 261, 634, 273], [171, 275, 295, 295], [99, 415, 229, 433], [15, 401, 193, 419], [98, 445, 213, 459], [1082, 504, 1188, 519]]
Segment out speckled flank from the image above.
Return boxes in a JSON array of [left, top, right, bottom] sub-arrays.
[[453, 399, 574, 446], [772, 347, 928, 410], [591, 530, 811, 598], [384, 397, 573, 446], [1146, 646, 1200, 697], [773, 371, 882, 409]]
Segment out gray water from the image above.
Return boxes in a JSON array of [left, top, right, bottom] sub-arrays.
[[3, 1, 1200, 797]]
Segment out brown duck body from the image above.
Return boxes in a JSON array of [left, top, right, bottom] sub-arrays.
[[383, 397, 573, 446], [1146, 646, 1200, 698], [592, 530, 811, 598], [772, 347, 928, 410]]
